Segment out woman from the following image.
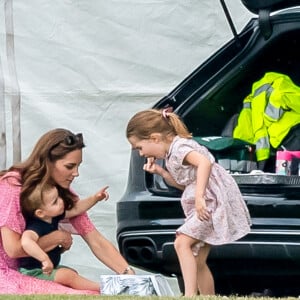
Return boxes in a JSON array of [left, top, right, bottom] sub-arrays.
[[0, 128, 134, 294]]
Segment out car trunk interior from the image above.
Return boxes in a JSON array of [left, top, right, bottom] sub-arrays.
[[185, 28, 300, 137], [183, 25, 300, 169], [150, 22, 300, 197]]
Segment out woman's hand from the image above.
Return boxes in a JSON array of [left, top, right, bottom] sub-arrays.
[[120, 266, 135, 275], [56, 230, 73, 252]]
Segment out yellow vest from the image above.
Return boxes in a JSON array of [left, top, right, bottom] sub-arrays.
[[233, 72, 300, 161]]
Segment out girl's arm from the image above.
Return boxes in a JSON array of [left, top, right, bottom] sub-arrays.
[[184, 150, 212, 221], [65, 186, 109, 219], [143, 157, 184, 190], [159, 168, 184, 190]]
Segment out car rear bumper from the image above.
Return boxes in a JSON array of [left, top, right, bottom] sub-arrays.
[[118, 227, 300, 273]]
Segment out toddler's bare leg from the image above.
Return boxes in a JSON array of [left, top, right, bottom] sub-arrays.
[[55, 267, 100, 292]]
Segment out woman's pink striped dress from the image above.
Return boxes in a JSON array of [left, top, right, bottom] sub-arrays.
[[0, 172, 98, 294]]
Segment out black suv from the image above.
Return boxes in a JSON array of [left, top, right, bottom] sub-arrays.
[[117, 0, 300, 296]]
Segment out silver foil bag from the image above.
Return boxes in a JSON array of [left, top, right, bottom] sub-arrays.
[[99, 274, 174, 296]]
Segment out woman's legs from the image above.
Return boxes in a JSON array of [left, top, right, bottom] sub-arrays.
[[196, 243, 215, 295], [54, 267, 100, 291], [174, 234, 198, 297]]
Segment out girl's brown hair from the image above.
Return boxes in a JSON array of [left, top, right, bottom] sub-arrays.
[[126, 108, 192, 140], [0, 128, 85, 215]]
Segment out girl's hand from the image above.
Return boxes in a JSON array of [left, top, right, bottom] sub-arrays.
[[143, 157, 164, 175], [196, 197, 211, 221], [95, 186, 109, 202]]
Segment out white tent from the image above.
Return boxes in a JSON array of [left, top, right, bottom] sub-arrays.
[[0, 0, 252, 294]]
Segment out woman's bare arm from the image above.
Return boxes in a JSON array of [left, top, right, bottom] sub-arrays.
[[1, 226, 73, 258], [82, 229, 135, 275]]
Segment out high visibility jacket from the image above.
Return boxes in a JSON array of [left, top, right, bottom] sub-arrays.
[[233, 72, 300, 161]]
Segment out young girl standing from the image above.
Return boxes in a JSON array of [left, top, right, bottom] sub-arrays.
[[126, 108, 251, 297]]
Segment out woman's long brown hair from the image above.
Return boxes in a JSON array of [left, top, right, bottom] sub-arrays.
[[0, 128, 85, 219]]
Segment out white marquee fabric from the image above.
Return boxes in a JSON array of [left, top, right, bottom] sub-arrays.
[[0, 0, 252, 293]]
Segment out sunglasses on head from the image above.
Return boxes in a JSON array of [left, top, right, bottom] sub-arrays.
[[64, 133, 83, 146], [49, 133, 83, 154]]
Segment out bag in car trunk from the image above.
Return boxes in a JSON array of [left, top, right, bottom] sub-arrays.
[[193, 136, 257, 173]]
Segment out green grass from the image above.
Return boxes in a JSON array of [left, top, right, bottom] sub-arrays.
[[0, 296, 299, 300]]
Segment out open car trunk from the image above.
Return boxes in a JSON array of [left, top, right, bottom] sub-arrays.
[[151, 3, 300, 198]]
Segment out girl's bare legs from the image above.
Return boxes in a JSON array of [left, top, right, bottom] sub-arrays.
[[196, 243, 215, 295], [55, 267, 99, 291], [174, 234, 199, 297]]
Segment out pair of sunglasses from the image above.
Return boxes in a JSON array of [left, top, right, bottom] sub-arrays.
[[49, 133, 83, 154]]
